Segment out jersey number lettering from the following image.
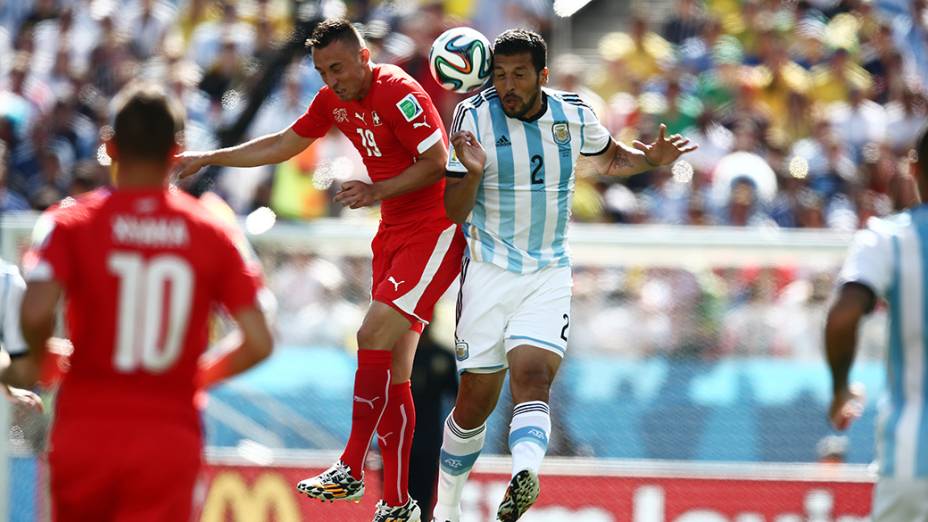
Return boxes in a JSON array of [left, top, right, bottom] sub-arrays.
[[560, 313, 570, 341], [531, 155, 544, 185], [108, 253, 193, 373], [356, 128, 382, 157]]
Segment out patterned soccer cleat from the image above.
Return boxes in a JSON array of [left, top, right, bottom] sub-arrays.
[[496, 469, 540, 522], [373, 498, 422, 522], [296, 461, 365, 502]]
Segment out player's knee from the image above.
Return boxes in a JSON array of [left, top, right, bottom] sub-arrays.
[[453, 398, 495, 429], [510, 366, 554, 403]]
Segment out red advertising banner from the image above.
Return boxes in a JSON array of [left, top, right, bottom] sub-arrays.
[[198, 461, 873, 521]]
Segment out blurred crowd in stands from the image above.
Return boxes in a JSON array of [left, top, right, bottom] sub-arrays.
[[0, 0, 921, 359], [1, 0, 924, 229]]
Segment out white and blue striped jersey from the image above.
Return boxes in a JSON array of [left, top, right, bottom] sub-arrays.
[[446, 87, 611, 274], [0, 258, 27, 358], [839, 206, 928, 479]]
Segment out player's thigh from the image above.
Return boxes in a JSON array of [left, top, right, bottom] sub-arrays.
[[49, 421, 118, 521], [116, 424, 202, 522], [454, 259, 514, 373], [872, 478, 928, 522], [373, 221, 465, 325], [504, 266, 572, 359]]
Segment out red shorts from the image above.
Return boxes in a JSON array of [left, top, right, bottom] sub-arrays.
[[371, 218, 465, 332], [49, 418, 202, 522]]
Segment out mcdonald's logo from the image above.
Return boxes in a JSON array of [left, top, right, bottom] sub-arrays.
[[201, 471, 301, 522]]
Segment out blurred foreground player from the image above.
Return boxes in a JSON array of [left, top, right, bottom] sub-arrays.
[[826, 125, 928, 521], [1, 82, 274, 522]]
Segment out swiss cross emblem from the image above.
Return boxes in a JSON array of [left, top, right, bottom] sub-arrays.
[[372, 111, 382, 126], [333, 108, 348, 123]]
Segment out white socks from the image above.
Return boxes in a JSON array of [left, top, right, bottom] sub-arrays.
[[509, 401, 551, 476], [433, 411, 486, 522]]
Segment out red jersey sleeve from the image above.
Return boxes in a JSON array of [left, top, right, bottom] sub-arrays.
[[213, 226, 262, 314], [291, 88, 334, 139], [23, 210, 73, 286], [383, 79, 446, 156]]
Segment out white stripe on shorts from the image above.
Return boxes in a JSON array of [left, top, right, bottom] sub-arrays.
[[393, 223, 458, 322]]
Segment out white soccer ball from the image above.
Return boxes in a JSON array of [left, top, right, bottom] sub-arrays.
[[429, 27, 492, 94]]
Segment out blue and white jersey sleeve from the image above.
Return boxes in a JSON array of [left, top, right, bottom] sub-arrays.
[[0, 261, 27, 358], [838, 218, 895, 298], [446, 100, 480, 177], [576, 103, 611, 156]]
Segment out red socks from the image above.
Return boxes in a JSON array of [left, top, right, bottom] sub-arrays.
[[340, 349, 392, 477], [377, 381, 416, 506]]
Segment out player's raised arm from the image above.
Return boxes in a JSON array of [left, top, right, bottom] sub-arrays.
[[588, 124, 698, 178], [335, 140, 448, 209], [174, 127, 315, 179], [444, 130, 487, 224]]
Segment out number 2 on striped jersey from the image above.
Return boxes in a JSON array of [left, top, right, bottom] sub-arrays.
[[531, 154, 544, 184]]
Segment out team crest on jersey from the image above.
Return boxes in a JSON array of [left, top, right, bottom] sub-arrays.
[[454, 339, 469, 361], [396, 93, 423, 122], [372, 111, 383, 126], [333, 108, 349, 123], [552, 122, 571, 145]]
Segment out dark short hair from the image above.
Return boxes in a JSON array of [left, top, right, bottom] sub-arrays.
[[493, 29, 547, 72], [111, 82, 184, 163], [305, 18, 364, 50]]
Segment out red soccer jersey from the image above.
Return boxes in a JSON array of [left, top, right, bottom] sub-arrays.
[[25, 187, 262, 428], [291, 63, 447, 224]]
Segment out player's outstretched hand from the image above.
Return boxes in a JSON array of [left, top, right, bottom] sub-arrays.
[[633, 124, 698, 168], [5, 385, 43, 413], [173, 151, 210, 179], [829, 382, 865, 431], [336, 180, 377, 209], [451, 131, 486, 175]]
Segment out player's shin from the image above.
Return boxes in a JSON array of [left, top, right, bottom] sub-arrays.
[[432, 411, 486, 521], [377, 381, 416, 507], [508, 401, 550, 476], [340, 349, 393, 477]]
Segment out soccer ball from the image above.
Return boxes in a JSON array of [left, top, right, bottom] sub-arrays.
[[429, 27, 492, 94]]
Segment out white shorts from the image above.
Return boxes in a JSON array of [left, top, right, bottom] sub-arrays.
[[872, 477, 928, 521], [453, 259, 572, 373]]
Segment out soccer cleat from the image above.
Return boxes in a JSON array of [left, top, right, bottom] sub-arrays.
[[295, 461, 365, 502], [496, 469, 540, 521], [373, 498, 422, 522]]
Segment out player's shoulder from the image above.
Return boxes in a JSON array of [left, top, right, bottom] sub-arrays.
[[373, 63, 427, 99], [544, 88, 595, 114], [166, 189, 228, 230], [46, 188, 112, 226], [865, 211, 914, 238], [453, 87, 497, 115], [374, 63, 416, 86]]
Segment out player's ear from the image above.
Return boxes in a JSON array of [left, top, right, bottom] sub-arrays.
[[359, 46, 371, 65], [539, 67, 549, 86], [101, 125, 118, 161]]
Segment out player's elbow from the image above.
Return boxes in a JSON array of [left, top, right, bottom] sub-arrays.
[[246, 328, 274, 365]]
